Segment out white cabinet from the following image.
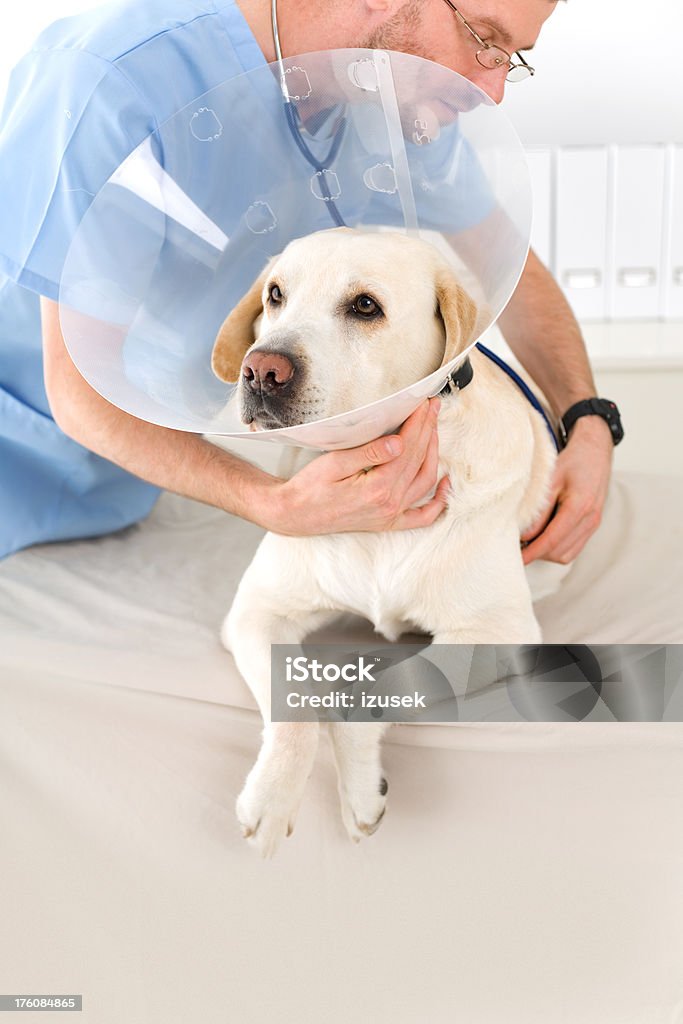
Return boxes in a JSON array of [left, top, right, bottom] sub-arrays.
[[609, 145, 667, 320], [554, 147, 609, 321], [524, 143, 683, 344]]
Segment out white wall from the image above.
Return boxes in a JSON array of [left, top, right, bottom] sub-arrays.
[[503, 0, 683, 147]]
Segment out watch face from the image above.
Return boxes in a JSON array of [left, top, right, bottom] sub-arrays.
[[594, 399, 624, 445]]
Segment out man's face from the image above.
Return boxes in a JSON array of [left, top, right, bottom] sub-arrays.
[[362, 0, 557, 104]]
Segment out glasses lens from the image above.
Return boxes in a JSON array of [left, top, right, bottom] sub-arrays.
[[506, 64, 532, 82], [476, 45, 510, 70]]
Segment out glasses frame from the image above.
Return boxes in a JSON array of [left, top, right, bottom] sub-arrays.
[[441, 1, 535, 82]]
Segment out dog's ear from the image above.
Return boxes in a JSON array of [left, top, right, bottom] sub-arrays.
[[435, 268, 478, 367], [211, 264, 272, 383]]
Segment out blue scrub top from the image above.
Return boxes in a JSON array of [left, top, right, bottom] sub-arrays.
[[0, 0, 266, 559]]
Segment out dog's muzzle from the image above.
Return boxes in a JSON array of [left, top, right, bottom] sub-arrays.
[[240, 348, 309, 427]]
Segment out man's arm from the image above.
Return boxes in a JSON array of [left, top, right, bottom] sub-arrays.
[[41, 298, 449, 535], [497, 249, 614, 565]]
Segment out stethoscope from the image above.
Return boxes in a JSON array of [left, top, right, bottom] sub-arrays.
[[270, 0, 347, 228]]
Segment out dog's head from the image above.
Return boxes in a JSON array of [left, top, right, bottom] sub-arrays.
[[211, 228, 477, 428]]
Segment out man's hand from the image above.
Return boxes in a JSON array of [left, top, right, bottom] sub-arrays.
[[521, 416, 613, 565], [267, 398, 449, 536], [489, 248, 617, 566]]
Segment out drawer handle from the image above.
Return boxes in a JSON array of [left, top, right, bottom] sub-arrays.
[[617, 267, 656, 288], [562, 268, 602, 289]]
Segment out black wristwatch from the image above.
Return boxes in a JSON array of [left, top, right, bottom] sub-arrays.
[[559, 398, 624, 448]]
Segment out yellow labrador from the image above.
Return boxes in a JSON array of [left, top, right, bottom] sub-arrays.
[[212, 228, 557, 858]]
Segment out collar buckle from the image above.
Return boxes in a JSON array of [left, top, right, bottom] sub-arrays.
[[439, 357, 474, 397]]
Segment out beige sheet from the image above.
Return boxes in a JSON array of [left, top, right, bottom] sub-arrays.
[[0, 471, 681, 1023]]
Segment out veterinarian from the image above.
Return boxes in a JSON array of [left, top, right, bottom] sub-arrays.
[[0, 0, 620, 563]]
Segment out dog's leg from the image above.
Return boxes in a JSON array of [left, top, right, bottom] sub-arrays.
[[225, 600, 339, 858], [432, 611, 542, 647], [329, 722, 390, 844]]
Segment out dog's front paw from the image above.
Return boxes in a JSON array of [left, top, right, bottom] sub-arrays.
[[339, 773, 388, 845], [235, 737, 316, 858], [235, 794, 295, 860], [236, 774, 300, 858], [330, 723, 389, 845]]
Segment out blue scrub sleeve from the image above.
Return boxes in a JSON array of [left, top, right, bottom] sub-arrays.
[[0, 45, 162, 559], [0, 46, 156, 299]]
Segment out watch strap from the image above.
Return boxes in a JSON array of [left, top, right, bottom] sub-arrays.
[[560, 397, 624, 447]]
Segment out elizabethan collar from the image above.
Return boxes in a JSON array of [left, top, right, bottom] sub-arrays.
[[59, 49, 531, 450]]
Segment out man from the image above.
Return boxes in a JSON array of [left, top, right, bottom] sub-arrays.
[[0, 0, 614, 562]]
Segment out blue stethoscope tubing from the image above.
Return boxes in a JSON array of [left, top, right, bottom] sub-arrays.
[[475, 342, 560, 451], [282, 103, 347, 227], [272, 0, 347, 227]]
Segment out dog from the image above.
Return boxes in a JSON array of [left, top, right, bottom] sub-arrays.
[[212, 228, 558, 857]]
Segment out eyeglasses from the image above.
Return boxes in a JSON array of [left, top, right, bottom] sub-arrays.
[[441, 1, 535, 82]]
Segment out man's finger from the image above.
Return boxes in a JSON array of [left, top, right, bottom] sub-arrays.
[[402, 428, 440, 507], [522, 498, 594, 565], [321, 401, 435, 481], [521, 497, 562, 546], [392, 475, 451, 531], [386, 398, 440, 494], [521, 500, 576, 564], [320, 432, 405, 480]]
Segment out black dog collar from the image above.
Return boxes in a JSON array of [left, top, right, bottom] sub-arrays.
[[439, 357, 474, 396]]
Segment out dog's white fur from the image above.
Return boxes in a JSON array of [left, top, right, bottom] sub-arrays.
[[212, 229, 558, 857]]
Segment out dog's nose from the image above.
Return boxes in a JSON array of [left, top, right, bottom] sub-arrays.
[[242, 351, 295, 394]]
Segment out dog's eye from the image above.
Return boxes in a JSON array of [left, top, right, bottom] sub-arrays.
[[351, 294, 383, 319], [268, 283, 283, 304]]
